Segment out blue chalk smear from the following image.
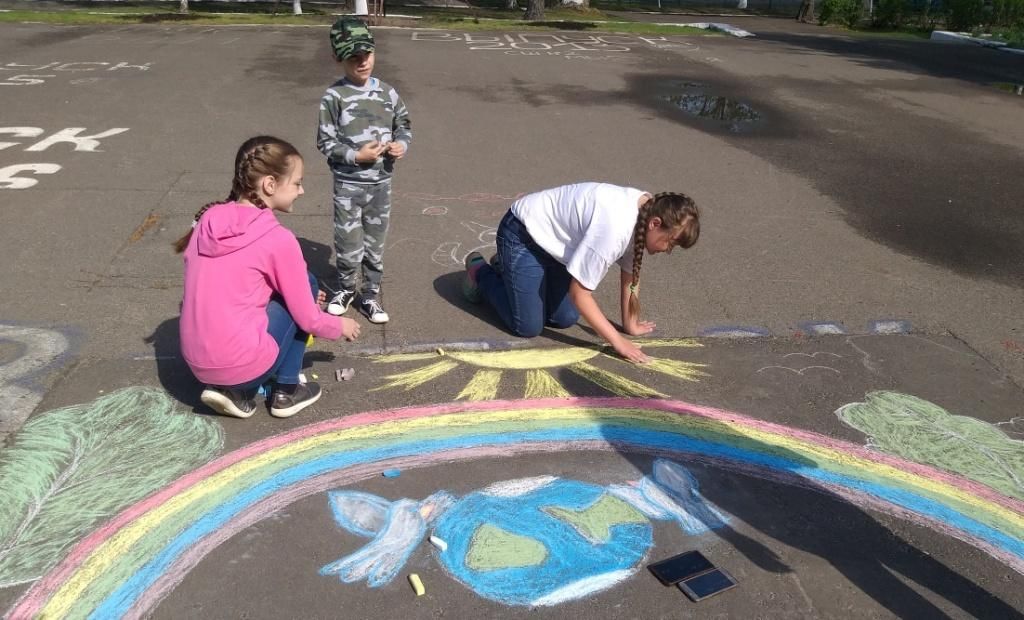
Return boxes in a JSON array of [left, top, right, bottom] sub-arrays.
[[382, 469, 402, 478]]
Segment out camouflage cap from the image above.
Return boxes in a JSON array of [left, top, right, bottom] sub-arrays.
[[330, 16, 375, 61]]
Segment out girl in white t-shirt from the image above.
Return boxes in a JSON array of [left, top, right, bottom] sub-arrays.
[[463, 182, 700, 363]]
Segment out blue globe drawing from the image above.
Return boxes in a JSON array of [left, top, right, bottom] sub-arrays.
[[432, 478, 653, 606]]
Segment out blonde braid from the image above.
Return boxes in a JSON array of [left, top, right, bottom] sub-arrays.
[[624, 191, 701, 318], [628, 198, 651, 319]]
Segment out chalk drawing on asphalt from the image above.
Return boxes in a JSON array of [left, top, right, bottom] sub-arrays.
[[320, 460, 728, 606], [430, 221, 497, 267], [0, 387, 222, 588], [0, 324, 70, 435], [837, 391, 1024, 501], [370, 339, 709, 400], [0, 127, 130, 189], [10, 397, 1024, 618]]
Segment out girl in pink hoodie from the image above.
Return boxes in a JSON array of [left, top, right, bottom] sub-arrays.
[[175, 136, 360, 419]]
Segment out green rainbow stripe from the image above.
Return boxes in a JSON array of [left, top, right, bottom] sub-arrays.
[[13, 398, 1024, 619]]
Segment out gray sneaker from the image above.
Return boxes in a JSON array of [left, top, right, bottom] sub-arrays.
[[201, 386, 257, 419], [270, 382, 322, 418]]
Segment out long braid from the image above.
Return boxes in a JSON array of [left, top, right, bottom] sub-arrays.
[[626, 191, 701, 320], [628, 198, 650, 319], [173, 196, 228, 253]]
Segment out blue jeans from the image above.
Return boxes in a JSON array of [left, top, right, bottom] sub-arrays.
[[232, 272, 318, 391], [475, 211, 580, 338]]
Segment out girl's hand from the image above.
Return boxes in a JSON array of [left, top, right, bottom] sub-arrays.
[[386, 141, 406, 159], [613, 337, 651, 364], [317, 290, 327, 308], [624, 318, 656, 336], [341, 317, 361, 341], [355, 141, 388, 164]]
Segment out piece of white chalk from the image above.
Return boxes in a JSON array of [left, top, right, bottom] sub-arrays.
[[429, 535, 448, 552]]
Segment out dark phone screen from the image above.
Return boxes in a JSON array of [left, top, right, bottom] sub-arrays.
[[678, 568, 737, 601], [647, 551, 715, 585]]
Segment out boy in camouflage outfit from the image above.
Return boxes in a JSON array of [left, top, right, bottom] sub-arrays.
[[317, 16, 412, 324]]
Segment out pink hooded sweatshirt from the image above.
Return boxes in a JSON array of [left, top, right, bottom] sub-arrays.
[[180, 203, 342, 386]]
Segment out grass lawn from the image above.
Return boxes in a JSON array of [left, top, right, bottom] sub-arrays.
[[0, 1, 714, 35]]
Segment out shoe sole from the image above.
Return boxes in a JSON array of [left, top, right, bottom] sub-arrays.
[[326, 304, 349, 316], [270, 388, 323, 418], [201, 390, 255, 419], [365, 313, 389, 324]]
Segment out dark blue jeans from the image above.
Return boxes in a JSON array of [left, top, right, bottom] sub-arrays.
[[475, 211, 580, 338], [232, 272, 318, 391]]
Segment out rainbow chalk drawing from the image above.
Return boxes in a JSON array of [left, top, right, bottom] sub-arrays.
[[837, 391, 1024, 502], [320, 460, 728, 606], [0, 387, 223, 589], [10, 397, 1024, 618], [371, 339, 709, 400]]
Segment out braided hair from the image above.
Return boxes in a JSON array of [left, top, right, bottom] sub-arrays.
[[173, 136, 301, 253], [628, 192, 700, 319]]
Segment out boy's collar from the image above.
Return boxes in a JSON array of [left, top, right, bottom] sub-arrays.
[[341, 76, 377, 89]]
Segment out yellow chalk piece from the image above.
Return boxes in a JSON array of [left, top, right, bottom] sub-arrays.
[[306, 334, 315, 347], [436, 347, 445, 356], [409, 573, 425, 596], [312, 373, 319, 380]]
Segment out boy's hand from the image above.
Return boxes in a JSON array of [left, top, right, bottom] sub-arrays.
[[355, 141, 388, 164], [340, 317, 361, 341], [386, 141, 406, 159]]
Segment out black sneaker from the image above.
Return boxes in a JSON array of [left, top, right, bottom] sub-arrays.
[[201, 386, 257, 419], [359, 297, 390, 324], [270, 382, 322, 418], [327, 290, 356, 316]]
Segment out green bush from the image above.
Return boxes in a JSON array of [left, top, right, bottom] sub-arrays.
[[873, 0, 908, 27], [819, 0, 864, 26], [991, 0, 1024, 27], [945, 0, 984, 30]]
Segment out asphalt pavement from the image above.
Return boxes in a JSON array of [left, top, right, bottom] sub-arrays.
[[1, 17, 1022, 619]]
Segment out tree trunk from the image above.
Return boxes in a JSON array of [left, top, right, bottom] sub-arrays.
[[523, 0, 545, 20], [292, 0, 303, 14], [506, 0, 518, 8], [178, 0, 188, 14], [796, 0, 815, 21]]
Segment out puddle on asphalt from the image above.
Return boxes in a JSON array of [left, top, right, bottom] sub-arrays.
[[661, 83, 761, 132], [993, 82, 1023, 96]]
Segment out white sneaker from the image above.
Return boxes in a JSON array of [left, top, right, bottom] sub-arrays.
[[327, 290, 355, 316], [358, 298, 389, 324]]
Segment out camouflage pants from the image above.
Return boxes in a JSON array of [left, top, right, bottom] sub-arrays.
[[333, 178, 391, 298]]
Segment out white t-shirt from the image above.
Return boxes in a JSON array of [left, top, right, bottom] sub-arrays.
[[511, 182, 648, 290]]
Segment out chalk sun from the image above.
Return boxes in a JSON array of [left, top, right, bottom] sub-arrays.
[[370, 339, 709, 401]]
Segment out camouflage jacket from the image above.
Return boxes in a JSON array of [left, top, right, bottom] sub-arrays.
[[316, 76, 412, 184]]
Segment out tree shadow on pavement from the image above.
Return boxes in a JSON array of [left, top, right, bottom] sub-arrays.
[[751, 32, 1024, 85], [595, 416, 1021, 618]]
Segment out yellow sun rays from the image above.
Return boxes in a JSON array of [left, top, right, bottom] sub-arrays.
[[370, 339, 708, 401]]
